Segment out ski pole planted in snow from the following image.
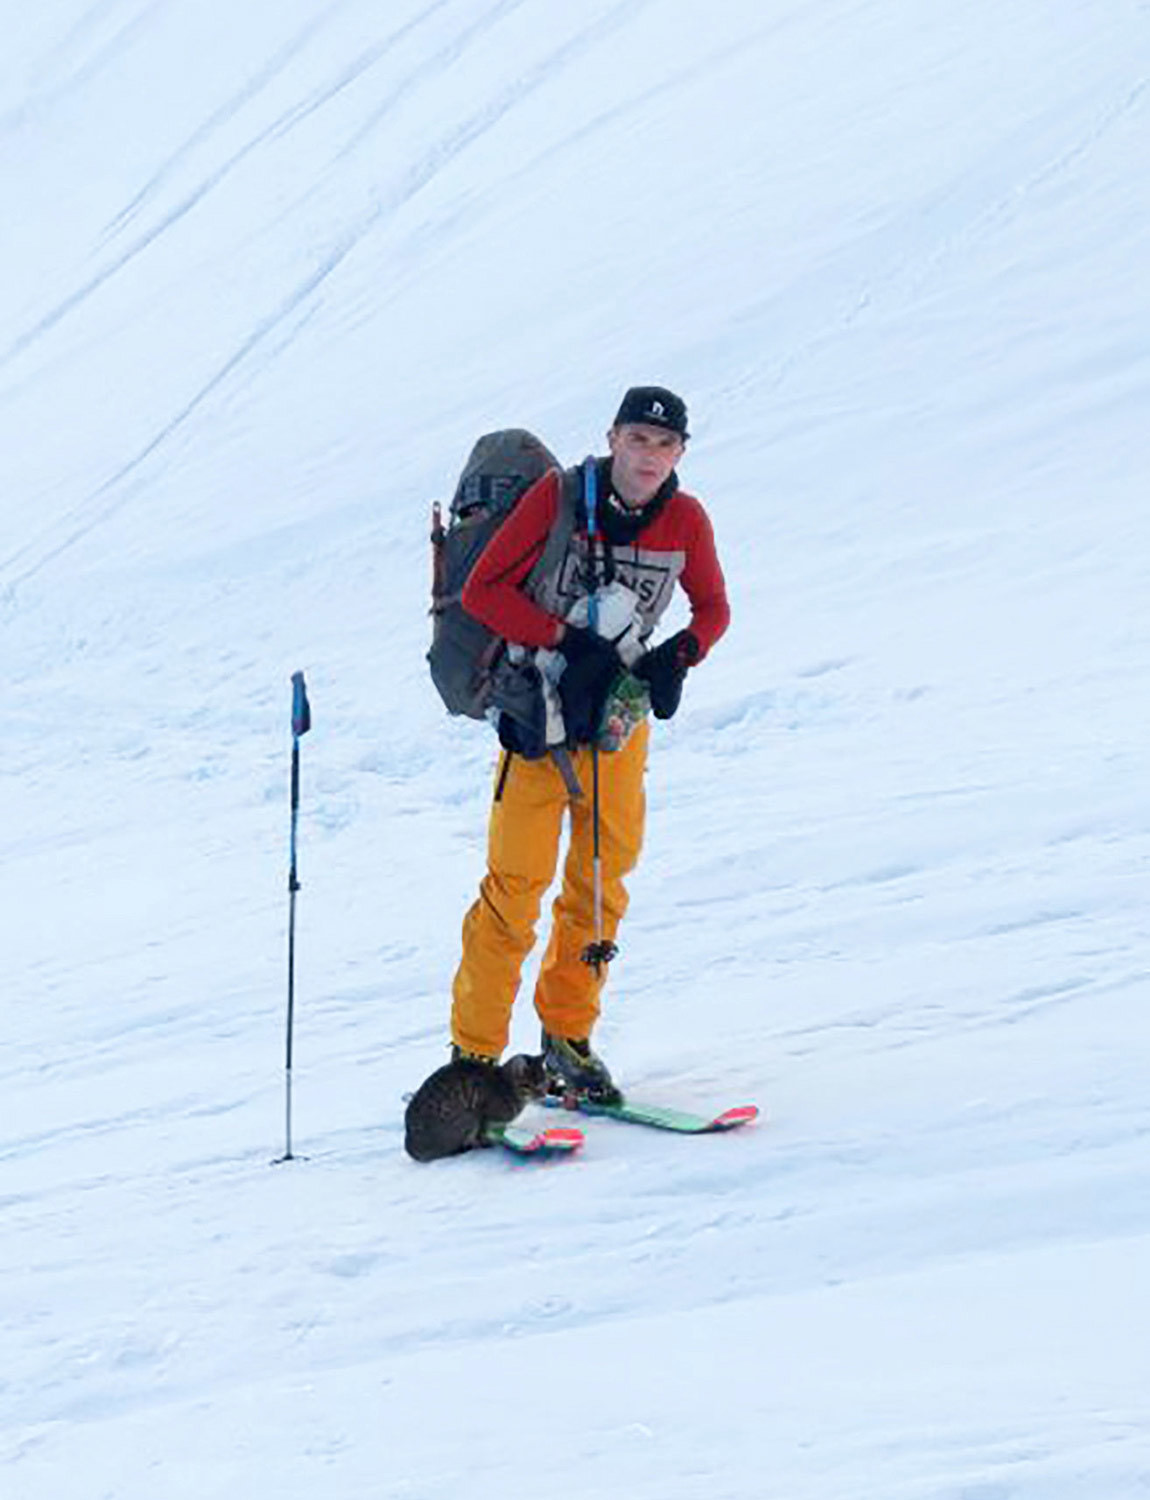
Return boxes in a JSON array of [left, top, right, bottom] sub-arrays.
[[274, 670, 311, 1164]]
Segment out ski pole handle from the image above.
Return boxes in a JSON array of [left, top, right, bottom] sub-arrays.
[[291, 671, 311, 739], [582, 457, 601, 632], [288, 673, 309, 889]]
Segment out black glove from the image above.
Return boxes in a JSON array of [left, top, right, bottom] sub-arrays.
[[557, 625, 623, 746], [497, 711, 546, 760], [634, 630, 700, 720]]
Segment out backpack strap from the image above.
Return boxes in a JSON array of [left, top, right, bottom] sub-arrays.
[[493, 745, 583, 802], [524, 467, 580, 595], [493, 749, 514, 803], [549, 745, 583, 800]]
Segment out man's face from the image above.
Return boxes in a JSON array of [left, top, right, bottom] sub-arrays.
[[607, 423, 685, 505]]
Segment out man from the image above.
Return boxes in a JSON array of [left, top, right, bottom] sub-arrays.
[[449, 386, 730, 1103]]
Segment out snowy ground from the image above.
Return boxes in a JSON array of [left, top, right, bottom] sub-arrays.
[[3, 2, 1149, 1496]]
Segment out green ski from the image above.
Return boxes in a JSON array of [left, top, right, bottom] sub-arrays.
[[547, 1097, 759, 1134]]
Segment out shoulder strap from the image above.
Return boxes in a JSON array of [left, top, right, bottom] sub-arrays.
[[579, 456, 615, 593], [524, 466, 580, 592]]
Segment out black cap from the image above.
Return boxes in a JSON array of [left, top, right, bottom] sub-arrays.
[[613, 386, 689, 439]]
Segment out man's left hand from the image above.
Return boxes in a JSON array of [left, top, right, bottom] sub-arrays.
[[634, 630, 700, 720]]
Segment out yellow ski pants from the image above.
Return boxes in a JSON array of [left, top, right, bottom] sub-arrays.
[[451, 721, 649, 1058]]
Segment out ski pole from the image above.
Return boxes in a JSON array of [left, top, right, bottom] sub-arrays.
[[578, 458, 618, 975], [274, 669, 311, 1164], [584, 735, 618, 975]]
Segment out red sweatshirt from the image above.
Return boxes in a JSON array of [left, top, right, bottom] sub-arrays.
[[461, 469, 730, 659]]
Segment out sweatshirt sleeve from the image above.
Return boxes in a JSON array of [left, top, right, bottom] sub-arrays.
[[680, 498, 731, 660], [460, 470, 567, 649]]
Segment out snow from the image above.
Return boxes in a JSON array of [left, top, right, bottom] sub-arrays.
[[2, 2, 1149, 1495]]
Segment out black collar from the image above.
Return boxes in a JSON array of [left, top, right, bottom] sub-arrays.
[[596, 457, 678, 545]]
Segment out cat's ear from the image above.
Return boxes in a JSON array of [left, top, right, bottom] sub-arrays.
[[510, 1052, 548, 1097]]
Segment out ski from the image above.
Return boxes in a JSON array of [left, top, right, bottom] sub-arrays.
[[546, 1096, 759, 1134], [485, 1122, 585, 1156]]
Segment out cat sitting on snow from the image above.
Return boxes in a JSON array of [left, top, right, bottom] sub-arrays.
[[404, 1053, 547, 1162]]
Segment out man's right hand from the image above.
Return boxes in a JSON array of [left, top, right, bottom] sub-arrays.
[[556, 626, 623, 745]]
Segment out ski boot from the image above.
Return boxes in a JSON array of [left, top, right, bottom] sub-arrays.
[[451, 1044, 499, 1068], [541, 1030, 622, 1106]]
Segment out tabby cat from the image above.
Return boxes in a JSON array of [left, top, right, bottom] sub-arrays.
[[404, 1053, 547, 1162]]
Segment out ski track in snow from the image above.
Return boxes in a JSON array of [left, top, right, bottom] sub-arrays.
[[0, 0, 650, 593]]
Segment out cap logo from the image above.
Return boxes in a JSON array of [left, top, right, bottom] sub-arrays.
[[649, 401, 665, 417]]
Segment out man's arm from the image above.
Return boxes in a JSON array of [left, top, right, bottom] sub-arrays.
[[679, 500, 731, 660], [460, 471, 567, 648]]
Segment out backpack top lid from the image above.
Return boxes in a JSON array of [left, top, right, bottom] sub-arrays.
[[451, 428, 560, 520]]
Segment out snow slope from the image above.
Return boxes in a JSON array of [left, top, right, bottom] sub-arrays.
[[2, 2, 1149, 1496]]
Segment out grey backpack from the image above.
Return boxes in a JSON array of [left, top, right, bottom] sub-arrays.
[[428, 429, 579, 748]]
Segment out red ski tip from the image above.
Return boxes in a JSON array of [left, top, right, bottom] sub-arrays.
[[711, 1105, 759, 1129]]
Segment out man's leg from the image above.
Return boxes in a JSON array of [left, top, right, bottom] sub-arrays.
[[451, 751, 568, 1058], [533, 722, 648, 1042]]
